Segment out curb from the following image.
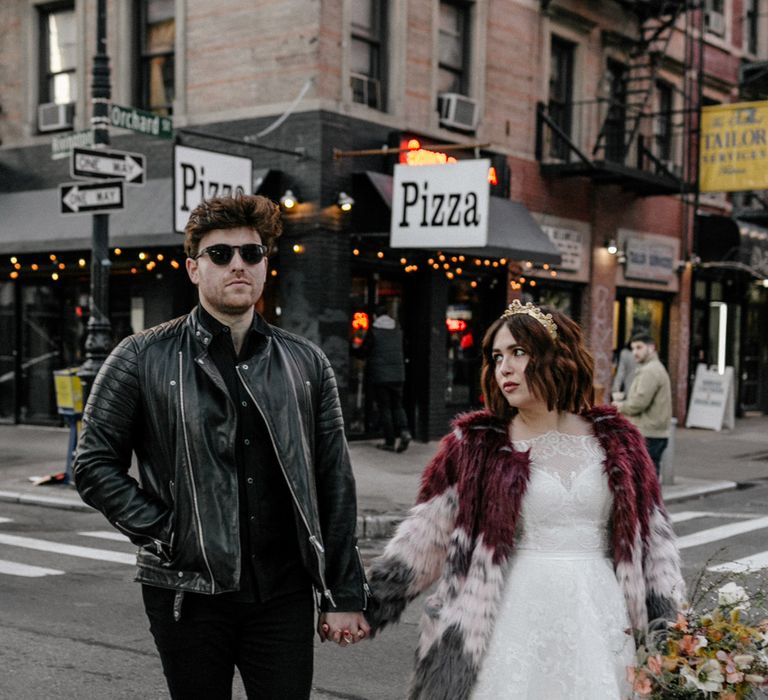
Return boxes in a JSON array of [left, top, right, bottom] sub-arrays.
[[662, 480, 738, 504], [0, 489, 93, 512]]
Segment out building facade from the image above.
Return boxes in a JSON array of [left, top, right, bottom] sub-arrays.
[[1, 0, 767, 434]]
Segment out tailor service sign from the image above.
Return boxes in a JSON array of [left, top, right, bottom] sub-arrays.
[[699, 100, 768, 192], [174, 145, 253, 233], [390, 159, 490, 248]]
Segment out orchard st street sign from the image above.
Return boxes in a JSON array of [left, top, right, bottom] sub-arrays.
[[110, 103, 173, 139]]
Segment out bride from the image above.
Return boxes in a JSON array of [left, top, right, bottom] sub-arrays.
[[365, 300, 685, 699]]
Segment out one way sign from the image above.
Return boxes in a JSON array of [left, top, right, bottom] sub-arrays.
[[60, 180, 125, 214], [71, 147, 145, 185]]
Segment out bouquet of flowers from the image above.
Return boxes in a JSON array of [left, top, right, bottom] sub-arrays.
[[629, 582, 768, 699]]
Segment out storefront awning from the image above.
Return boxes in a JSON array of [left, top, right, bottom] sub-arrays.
[[697, 213, 768, 279], [0, 178, 178, 254], [355, 171, 562, 265]]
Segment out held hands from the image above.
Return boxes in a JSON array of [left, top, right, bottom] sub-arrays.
[[318, 611, 370, 647]]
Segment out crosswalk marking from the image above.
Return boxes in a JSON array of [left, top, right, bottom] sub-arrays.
[[78, 530, 131, 543], [670, 511, 759, 524], [0, 558, 64, 578], [676, 516, 768, 550], [0, 533, 135, 565], [708, 551, 768, 574]]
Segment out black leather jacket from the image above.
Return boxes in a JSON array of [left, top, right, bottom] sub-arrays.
[[74, 307, 367, 612]]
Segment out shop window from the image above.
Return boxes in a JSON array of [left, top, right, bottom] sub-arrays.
[[350, 0, 387, 110], [438, 1, 471, 95], [135, 0, 175, 115], [38, 3, 77, 129], [548, 36, 575, 161]]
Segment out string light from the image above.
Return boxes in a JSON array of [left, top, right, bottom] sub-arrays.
[[292, 244, 305, 254], [78, 259, 87, 267], [58, 262, 65, 270], [10, 271, 19, 279], [377, 251, 384, 259], [138, 252, 147, 260], [270, 269, 278, 277], [31, 264, 39, 271], [51, 272, 59, 281], [157, 253, 164, 261], [400, 258, 407, 264], [114, 248, 122, 256], [170, 260, 180, 269], [49, 254, 57, 262], [353, 248, 360, 256], [10, 257, 17, 264]]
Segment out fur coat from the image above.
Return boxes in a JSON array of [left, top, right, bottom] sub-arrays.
[[366, 406, 685, 700]]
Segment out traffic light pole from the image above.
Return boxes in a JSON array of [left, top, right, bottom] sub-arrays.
[[78, 0, 112, 403]]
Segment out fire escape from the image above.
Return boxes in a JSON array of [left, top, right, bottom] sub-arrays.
[[536, 0, 698, 196]]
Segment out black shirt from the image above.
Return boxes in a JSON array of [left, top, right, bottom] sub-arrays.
[[197, 305, 309, 602]]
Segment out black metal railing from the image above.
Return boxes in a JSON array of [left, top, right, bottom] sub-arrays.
[[536, 99, 688, 182]]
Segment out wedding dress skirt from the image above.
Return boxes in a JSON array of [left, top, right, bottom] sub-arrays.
[[471, 432, 636, 700]]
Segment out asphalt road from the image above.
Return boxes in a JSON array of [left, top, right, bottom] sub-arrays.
[[3, 484, 768, 699]]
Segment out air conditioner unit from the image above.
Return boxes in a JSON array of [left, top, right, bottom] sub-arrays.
[[38, 101, 75, 132], [350, 73, 382, 110], [437, 92, 479, 132], [704, 11, 725, 36]]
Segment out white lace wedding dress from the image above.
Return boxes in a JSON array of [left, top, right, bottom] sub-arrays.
[[472, 432, 636, 700]]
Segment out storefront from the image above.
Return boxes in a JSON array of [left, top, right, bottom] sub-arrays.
[[695, 214, 768, 414], [345, 147, 561, 440]]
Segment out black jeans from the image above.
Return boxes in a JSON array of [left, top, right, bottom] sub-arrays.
[[372, 382, 409, 446], [645, 437, 668, 476], [142, 585, 314, 700]]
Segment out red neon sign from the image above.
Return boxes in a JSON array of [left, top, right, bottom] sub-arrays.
[[446, 318, 468, 333], [401, 138, 499, 185], [352, 312, 369, 331]]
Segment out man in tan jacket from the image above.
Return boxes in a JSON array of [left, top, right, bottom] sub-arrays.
[[613, 333, 672, 475]]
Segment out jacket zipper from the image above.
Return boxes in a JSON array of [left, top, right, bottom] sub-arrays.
[[113, 519, 170, 555], [237, 368, 336, 608], [355, 545, 371, 611], [179, 351, 216, 593]]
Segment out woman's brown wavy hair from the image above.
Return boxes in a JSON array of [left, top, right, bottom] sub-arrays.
[[480, 305, 595, 421]]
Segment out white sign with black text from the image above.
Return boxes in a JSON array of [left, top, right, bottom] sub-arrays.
[[685, 364, 736, 431], [390, 160, 490, 248], [173, 145, 253, 233]]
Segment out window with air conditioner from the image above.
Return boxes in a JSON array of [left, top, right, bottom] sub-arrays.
[[437, 1, 476, 131], [350, 0, 387, 110], [704, 0, 726, 37], [136, 0, 175, 116], [38, 3, 76, 132]]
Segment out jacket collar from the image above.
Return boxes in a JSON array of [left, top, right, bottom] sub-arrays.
[[186, 305, 273, 351]]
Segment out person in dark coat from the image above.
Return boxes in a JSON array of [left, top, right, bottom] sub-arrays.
[[362, 305, 412, 452]]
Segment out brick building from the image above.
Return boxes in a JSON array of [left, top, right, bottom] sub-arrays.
[[1, 0, 767, 433]]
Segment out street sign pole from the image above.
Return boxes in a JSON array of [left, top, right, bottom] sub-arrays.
[[78, 0, 112, 410]]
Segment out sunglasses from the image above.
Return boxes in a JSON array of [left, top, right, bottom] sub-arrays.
[[194, 243, 268, 266]]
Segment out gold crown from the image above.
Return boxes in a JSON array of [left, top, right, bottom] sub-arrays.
[[501, 300, 558, 340]]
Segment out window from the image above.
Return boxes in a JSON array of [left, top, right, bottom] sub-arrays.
[[39, 4, 76, 105], [745, 0, 760, 54], [136, 0, 175, 115], [350, 0, 386, 110], [438, 1, 470, 95], [655, 80, 673, 162], [704, 0, 726, 37], [604, 60, 627, 162], [548, 36, 575, 160]]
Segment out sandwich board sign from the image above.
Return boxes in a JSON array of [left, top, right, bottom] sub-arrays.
[[685, 363, 736, 431]]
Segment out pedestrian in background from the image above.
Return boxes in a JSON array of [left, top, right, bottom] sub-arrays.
[[611, 339, 637, 402], [362, 304, 412, 453], [613, 332, 673, 475], [74, 195, 369, 699], [364, 301, 684, 699]]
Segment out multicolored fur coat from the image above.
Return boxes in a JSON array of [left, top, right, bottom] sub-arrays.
[[366, 406, 685, 700]]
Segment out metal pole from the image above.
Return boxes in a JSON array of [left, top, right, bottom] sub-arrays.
[[78, 0, 112, 403]]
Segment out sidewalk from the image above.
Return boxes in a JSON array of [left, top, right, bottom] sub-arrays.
[[1, 415, 767, 537]]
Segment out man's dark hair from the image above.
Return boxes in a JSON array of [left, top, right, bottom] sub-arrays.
[[630, 333, 655, 346], [375, 304, 389, 318], [184, 195, 283, 258]]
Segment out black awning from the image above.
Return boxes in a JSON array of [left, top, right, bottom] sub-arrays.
[[696, 214, 768, 279], [354, 171, 562, 265]]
